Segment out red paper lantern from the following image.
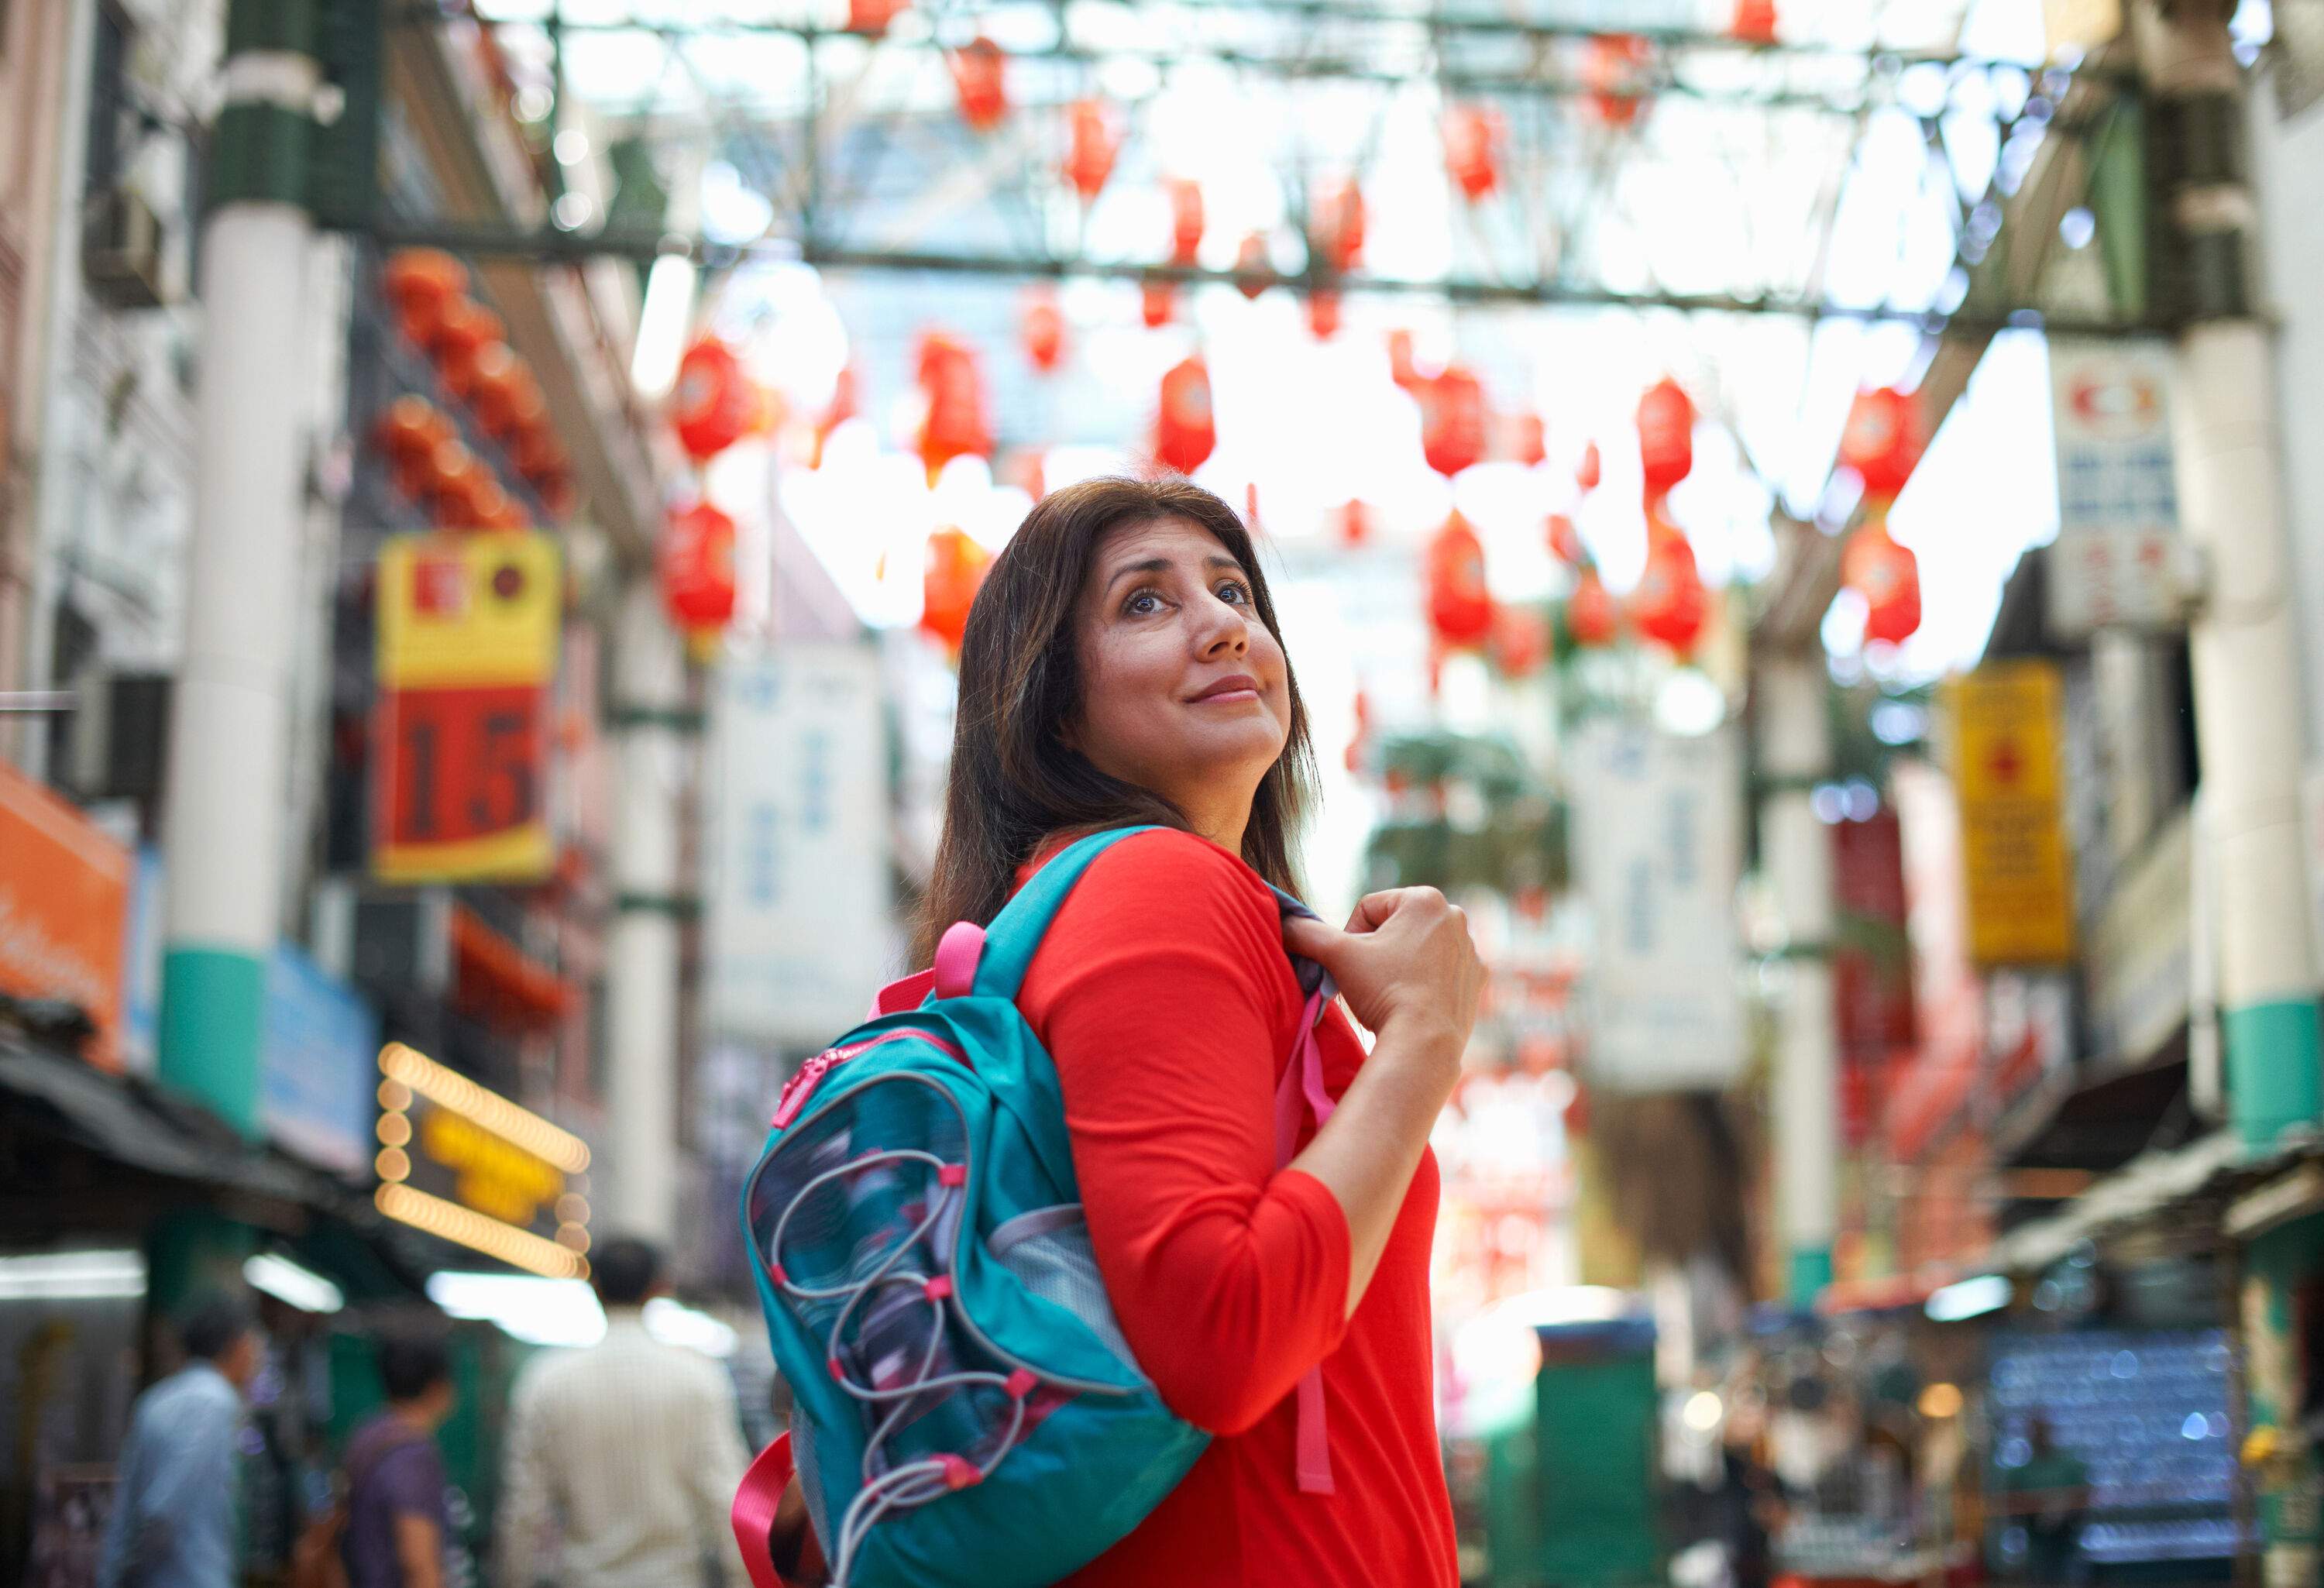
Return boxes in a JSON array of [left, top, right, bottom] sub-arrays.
[[1020, 291, 1065, 372], [1545, 513, 1586, 566], [1631, 521, 1708, 653], [1167, 179, 1205, 264], [426, 298, 504, 396], [951, 38, 1008, 131], [1636, 377, 1696, 499], [1307, 290, 1342, 340], [1064, 99, 1119, 201], [1840, 385, 1924, 502], [536, 472, 576, 521], [1443, 104, 1504, 201], [1576, 439, 1603, 492], [1313, 180, 1365, 272], [464, 343, 528, 433], [1490, 604, 1551, 679], [1346, 688, 1370, 774], [1844, 520, 1922, 645], [847, 0, 906, 35], [1155, 356, 1216, 476], [1586, 34, 1653, 128], [1425, 511, 1494, 648], [1235, 233, 1271, 300], [1141, 279, 1175, 329], [1336, 499, 1374, 548], [425, 440, 488, 529], [1512, 413, 1547, 468], [376, 396, 454, 495], [382, 249, 469, 345], [511, 425, 567, 489], [671, 336, 761, 462], [1569, 565, 1619, 648], [484, 363, 546, 446], [921, 525, 992, 651], [1419, 366, 1488, 479], [1733, 0, 1779, 43], [915, 332, 992, 481], [661, 501, 737, 631]]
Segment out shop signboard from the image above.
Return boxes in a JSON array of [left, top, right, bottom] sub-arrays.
[[260, 945, 378, 1176], [1830, 809, 1915, 1056], [2085, 807, 2194, 1073], [0, 757, 132, 1070], [374, 1041, 590, 1279], [1570, 722, 1741, 1092], [1945, 660, 2076, 968], [704, 644, 894, 1047], [2045, 339, 2189, 639], [373, 532, 561, 883]]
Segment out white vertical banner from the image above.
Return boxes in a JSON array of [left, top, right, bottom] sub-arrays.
[[706, 643, 894, 1045], [1572, 721, 1743, 1092], [2046, 338, 2190, 638]]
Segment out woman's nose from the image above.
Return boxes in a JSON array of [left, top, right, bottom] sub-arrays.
[[1192, 596, 1250, 656]]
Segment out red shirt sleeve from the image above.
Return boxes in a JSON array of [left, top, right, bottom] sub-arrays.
[[1016, 829, 1353, 1435]]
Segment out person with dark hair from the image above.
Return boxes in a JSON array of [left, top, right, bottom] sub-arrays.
[[98, 1288, 262, 1588], [339, 1332, 458, 1588], [769, 476, 1483, 1584], [495, 1237, 751, 1588]]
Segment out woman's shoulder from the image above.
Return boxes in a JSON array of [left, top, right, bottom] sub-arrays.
[[1039, 827, 1284, 951]]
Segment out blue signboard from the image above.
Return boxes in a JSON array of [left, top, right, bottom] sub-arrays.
[[261, 943, 379, 1176]]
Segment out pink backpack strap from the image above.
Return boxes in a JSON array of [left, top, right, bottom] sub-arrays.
[[731, 1432, 799, 1588], [1273, 990, 1338, 1495], [861, 923, 987, 1019]]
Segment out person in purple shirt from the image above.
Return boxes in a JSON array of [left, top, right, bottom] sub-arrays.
[[341, 1333, 459, 1588], [98, 1291, 262, 1588]]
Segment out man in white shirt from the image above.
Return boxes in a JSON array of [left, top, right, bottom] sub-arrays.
[[495, 1239, 753, 1588]]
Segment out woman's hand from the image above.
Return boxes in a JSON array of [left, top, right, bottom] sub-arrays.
[[1285, 885, 1483, 1064]]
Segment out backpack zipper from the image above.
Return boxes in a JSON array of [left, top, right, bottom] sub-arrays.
[[769, 1029, 968, 1129]]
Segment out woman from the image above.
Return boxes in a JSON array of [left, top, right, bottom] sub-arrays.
[[779, 475, 1482, 1585]]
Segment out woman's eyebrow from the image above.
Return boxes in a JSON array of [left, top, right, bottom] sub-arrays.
[[1102, 552, 1246, 596]]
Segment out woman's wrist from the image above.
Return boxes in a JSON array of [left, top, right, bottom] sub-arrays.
[[1372, 1009, 1466, 1068]]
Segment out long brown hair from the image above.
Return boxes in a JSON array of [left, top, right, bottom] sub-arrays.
[[914, 476, 1316, 960]]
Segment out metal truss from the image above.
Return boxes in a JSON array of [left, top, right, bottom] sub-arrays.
[[389, 0, 2156, 339]]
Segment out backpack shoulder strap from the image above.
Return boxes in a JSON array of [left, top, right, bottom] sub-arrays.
[[969, 825, 1159, 1002]]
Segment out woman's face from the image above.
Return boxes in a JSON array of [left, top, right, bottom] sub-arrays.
[[1067, 517, 1291, 837]]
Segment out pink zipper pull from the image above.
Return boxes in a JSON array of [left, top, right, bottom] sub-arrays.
[[771, 1053, 834, 1129]]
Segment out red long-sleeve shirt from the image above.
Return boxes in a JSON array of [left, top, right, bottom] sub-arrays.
[[1014, 829, 1457, 1588]]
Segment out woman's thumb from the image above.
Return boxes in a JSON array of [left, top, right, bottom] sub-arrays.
[[1281, 915, 1343, 959]]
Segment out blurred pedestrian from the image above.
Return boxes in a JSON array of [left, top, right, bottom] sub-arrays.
[[494, 1238, 751, 1588], [1998, 1414, 2089, 1586], [763, 477, 1482, 1584], [97, 1290, 262, 1588], [339, 1333, 459, 1588]]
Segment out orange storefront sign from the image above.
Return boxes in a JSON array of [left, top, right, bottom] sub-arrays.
[[0, 758, 132, 1070]]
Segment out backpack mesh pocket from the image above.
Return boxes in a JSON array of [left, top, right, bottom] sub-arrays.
[[986, 1205, 1135, 1369]]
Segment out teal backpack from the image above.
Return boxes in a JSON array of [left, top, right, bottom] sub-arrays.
[[729, 827, 1339, 1588]]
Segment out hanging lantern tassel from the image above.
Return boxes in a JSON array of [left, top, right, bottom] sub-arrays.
[[951, 38, 1009, 131], [1631, 521, 1709, 655], [812, 366, 858, 469], [1425, 510, 1494, 651], [1844, 517, 1923, 646], [661, 500, 739, 632], [1064, 99, 1121, 201], [921, 525, 993, 653], [1585, 34, 1654, 129], [1141, 279, 1176, 329], [1576, 439, 1603, 493], [1490, 603, 1552, 679], [1733, 0, 1779, 43], [1308, 290, 1342, 340], [1234, 234, 1272, 300], [1337, 499, 1375, 548], [1545, 513, 1586, 567], [1314, 180, 1366, 272], [1155, 356, 1217, 476]]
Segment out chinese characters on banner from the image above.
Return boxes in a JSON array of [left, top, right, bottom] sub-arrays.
[[372, 533, 561, 882], [706, 644, 893, 1047], [2046, 338, 2188, 638], [1570, 723, 1743, 1092], [1945, 659, 2077, 967]]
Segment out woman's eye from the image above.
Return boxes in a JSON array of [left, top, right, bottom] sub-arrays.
[[1124, 590, 1164, 616], [1218, 581, 1252, 605]]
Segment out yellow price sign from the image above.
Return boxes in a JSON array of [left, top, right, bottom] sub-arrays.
[[1944, 659, 2075, 967]]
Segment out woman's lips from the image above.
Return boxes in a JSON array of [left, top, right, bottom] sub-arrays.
[[1188, 675, 1262, 703]]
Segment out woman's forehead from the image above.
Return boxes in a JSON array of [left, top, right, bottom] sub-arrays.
[[1088, 516, 1239, 576]]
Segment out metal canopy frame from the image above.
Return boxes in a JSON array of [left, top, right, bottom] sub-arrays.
[[386, 0, 2157, 339]]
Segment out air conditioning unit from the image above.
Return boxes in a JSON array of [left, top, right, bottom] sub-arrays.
[[349, 889, 455, 1002], [83, 184, 169, 309]]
